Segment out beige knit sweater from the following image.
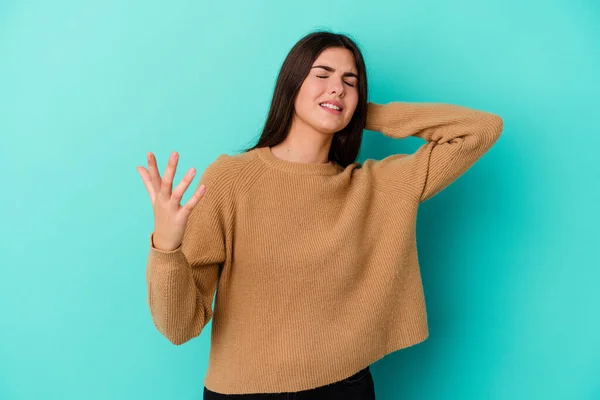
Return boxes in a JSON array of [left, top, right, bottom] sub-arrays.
[[145, 101, 503, 394]]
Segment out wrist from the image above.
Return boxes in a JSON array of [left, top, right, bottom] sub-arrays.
[[150, 232, 181, 252]]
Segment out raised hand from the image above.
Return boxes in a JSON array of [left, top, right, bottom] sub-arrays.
[[136, 151, 207, 251]]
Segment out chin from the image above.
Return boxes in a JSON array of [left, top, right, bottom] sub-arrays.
[[314, 123, 344, 135], [313, 119, 349, 134]]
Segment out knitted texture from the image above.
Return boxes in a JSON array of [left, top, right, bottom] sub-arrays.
[[146, 101, 503, 394]]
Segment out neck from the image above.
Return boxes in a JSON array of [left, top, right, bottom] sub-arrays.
[[270, 115, 332, 164]]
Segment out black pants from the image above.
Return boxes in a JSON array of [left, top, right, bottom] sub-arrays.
[[203, 365, 375, 399]]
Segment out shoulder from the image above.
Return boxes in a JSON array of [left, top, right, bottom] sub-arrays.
[[201, 150, 254, 179], [357, 153, 423, 198], [188, 152, 253, 222], [198, 149, 261, 195]]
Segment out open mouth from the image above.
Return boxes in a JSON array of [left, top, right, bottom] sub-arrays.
[[319, 102, 342, 113]]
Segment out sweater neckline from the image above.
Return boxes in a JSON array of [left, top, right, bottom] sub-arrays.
[[255, 146, 340, 176]]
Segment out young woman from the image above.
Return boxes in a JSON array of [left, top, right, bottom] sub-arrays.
[[137, 31, 503, 399]]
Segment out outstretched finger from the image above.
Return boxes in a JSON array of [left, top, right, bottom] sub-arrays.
[[181, 184, 207, 214], [147, 152, 162, 195], [171, 167, 197, 203], [136, 166, 156, 204], [159, 151, 178, 201]]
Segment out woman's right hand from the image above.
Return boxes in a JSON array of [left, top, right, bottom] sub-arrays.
[[137, 151, 207, 251]]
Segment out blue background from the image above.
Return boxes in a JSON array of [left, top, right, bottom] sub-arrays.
[[1, 0, 598, 399]]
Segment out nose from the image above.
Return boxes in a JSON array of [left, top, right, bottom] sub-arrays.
[[328, 76, 345, 97]]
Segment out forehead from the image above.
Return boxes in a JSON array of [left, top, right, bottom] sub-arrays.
[[312, 47, 357, 74]]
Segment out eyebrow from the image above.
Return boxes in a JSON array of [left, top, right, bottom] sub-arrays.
[[311, 65, 359, 79]]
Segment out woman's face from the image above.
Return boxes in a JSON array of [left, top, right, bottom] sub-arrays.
[[293, 47, 359, 135]]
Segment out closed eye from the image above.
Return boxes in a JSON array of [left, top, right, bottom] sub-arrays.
[[316, 75, 355, 87]]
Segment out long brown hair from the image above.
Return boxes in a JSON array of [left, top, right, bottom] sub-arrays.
[[239, 30, 368, 168]]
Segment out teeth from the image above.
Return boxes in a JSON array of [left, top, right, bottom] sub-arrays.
[[320, 103, 341, 111]]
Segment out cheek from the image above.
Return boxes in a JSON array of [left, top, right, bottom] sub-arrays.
[[344, 94, 359, 118], [294, 92, 312, 119], [296, 84, 324, 115], [303, 79, 327, 100]]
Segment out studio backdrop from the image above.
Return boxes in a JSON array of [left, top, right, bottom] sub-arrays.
[[1, 0, 598, 399]]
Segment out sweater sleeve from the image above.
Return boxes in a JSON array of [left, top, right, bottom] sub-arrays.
[[145, 154, 235, 345], [365, 101, 503, 202]]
